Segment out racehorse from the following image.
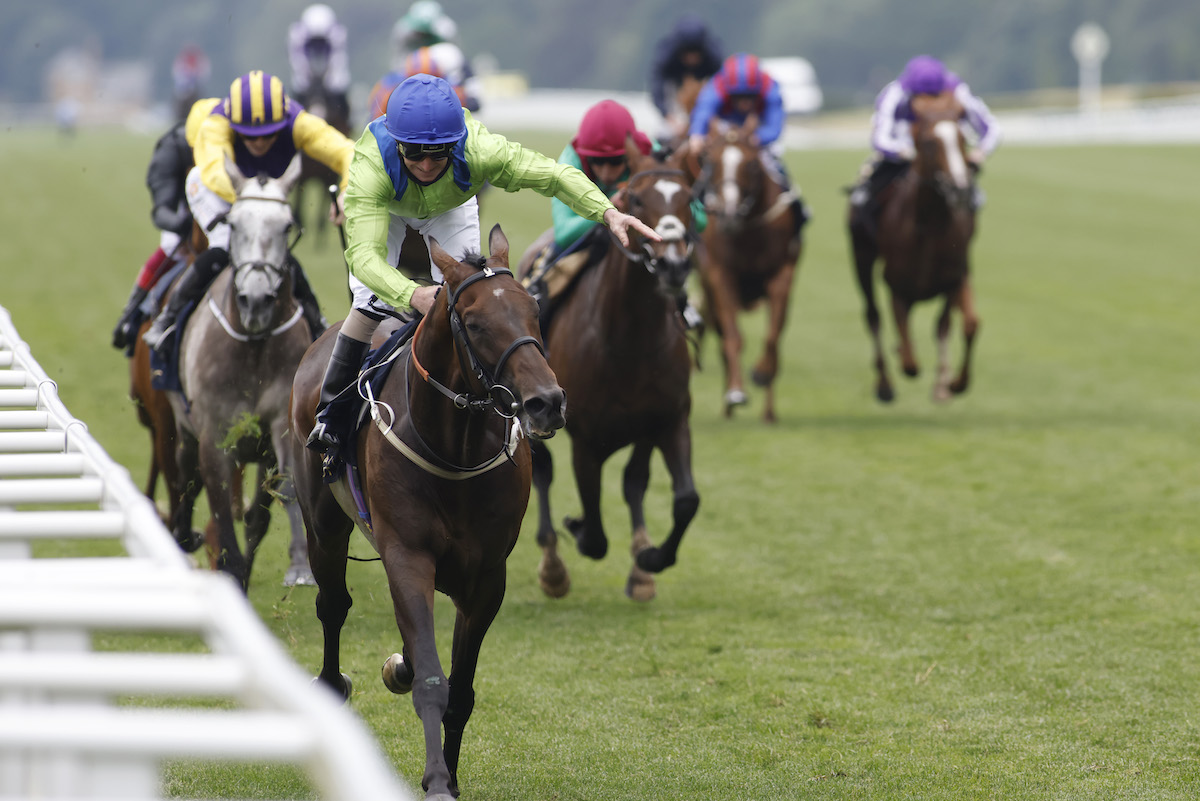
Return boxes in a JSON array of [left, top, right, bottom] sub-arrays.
[[165, 154, 316, 589], [687, 116, 804, 423], [129, 227, 208, 551], [518, 142, 700, 601], [288, 226, 565, 801], [847, 91, 979, 403], [293, 79, 351, 246]]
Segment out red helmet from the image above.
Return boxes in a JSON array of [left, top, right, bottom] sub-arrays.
[[715, 53, 772, 97], [571, 100, 651, 159]]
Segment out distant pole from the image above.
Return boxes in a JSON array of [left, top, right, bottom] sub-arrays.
[[1071, 22, 1110, 117]]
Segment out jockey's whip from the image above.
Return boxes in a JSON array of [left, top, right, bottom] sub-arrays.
[[328, 183, 352, 305]]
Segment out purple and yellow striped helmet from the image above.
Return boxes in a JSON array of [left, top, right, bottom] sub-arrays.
[[224, 71, 291, 136]]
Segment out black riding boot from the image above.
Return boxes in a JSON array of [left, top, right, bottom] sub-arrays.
[[112, 285, 149, 352], [306, 333, 370, 455], [142, 247, 229, 353], [288, 257, 327, 340]]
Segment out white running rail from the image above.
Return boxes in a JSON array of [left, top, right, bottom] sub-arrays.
[[0, 305, 414, 801]]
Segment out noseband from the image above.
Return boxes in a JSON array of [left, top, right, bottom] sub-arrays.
[[413, 266, 545, 416]]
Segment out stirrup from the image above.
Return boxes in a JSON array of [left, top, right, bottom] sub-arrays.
[[305, 421, 338, 454], [142, 321, 175, 352]]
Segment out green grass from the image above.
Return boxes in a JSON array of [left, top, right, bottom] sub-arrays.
[[2, 125, 1198, 800]]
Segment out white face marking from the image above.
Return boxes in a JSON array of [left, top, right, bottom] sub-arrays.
[[654, 178, 683, 205], [721, 145, 742, 214], [933, 120, 969, 188]]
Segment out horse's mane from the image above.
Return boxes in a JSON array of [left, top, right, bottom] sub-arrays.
[[459, 251, 486, 269]]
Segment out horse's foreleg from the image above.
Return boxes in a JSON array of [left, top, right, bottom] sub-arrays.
[[197, 440, 248, 590], [170, 429, 204, 553], [566, 443, 607, 560], [950, 278, 980, 395], [531, 440, 569, 598], [932, 294, 955, 403], [273, 422, 314, 587], [301, 461, 354, 701], [443, 571, 507, 796], [891, 293, 919, 378], [706, 267, 747, 415], [241, 463, 274, 589], [381, 546, 452, 798], [621, 442, 656, 601], [850, 225, 893, 402], [752, 262, 797, 423], [636, 423, 699, 579]]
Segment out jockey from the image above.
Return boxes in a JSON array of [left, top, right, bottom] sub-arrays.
[[392, 0, 458, 63], [287, 4, 351, 119], [688, 53, 810, 238], [111, 119, 196, 353], [525, 99, 705, 329], [304, 74, 661, 456], [850, 55, 1001, 213], [142, 71, 355, 351], [367, 41, 481, 122], [649, 13, 723, 139], [171, 44, 210, 123]]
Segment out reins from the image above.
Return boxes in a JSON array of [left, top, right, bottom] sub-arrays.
[[364, 266, 543, 480]]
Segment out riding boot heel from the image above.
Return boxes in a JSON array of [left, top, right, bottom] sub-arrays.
[[306, 334, 371, 454]]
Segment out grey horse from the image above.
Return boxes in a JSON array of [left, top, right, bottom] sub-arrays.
[[167, 154, 316, 589]]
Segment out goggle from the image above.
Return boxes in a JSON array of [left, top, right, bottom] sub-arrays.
[[398, 141, 455, 161], [588, 155, 626, 167]]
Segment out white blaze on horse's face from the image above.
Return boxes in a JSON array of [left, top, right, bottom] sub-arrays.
[[933, 120, 970, 189], [720, 145, 743, 216], [654, 178, 683, 206]]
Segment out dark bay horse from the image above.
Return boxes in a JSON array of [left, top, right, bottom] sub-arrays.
[[166, 155, 316, 589], [848, 91, 980, 403], [519, 144, 700, 601], [288, 227, 565, 801], [293, 79, 351, 246], [689, 117, 804, 422]]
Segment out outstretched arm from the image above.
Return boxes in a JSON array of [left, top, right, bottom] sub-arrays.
[[603, 208, 662, 248]]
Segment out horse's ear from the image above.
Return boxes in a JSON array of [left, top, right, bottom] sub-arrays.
[[225, 154, 247, 194], [279, 154, 304, 194], [487, 224, 509, 265], [624, 134, 645, 171], [427, 236, 464, 280]]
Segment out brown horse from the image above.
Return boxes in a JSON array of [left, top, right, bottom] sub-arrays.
[[519, 143, 700, 601], [288, 226, 565, 801], [847, 92, 979, 403], [165, 155, 316, 590], [129, 227, 207, 551], [688, 117, 804, 423]]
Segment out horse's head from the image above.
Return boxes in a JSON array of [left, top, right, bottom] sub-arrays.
[[612, 140, 697, 298], [697, 117, 765, 231], [224, 155, 302, 335], [910, 93, 973, 209], [429, 226, 566, 439]]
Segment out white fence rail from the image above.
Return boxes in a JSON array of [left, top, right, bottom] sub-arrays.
[[0, 305, 414, 801]]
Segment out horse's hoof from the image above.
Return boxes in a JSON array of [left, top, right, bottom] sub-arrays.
[[284, 565, 316, 587], [750, 369, 772, 389], [312, 673, 352, 703], [537, 555, 571, 599], [565, 516, 607, 560], [635, 546, 676, 574], [382, 653, 414, 695], [625, 569, 657, 602], [949, 378, 969, 395], [902, 365, 919, 378], [724, 388, 749, 407], [876, 385, 895, 403], [174, 529, 204, 554], [932, 385, 952, 404]]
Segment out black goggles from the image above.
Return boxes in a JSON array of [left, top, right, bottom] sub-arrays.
[[588, 155, 626, 167], [398, 141, 455, 161]]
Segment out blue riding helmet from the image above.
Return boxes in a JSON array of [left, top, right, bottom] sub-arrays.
[[383, 73, 465, 144], [900, 55, 948, 96]]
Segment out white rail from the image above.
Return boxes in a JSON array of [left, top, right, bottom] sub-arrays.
[[0, 305, 414, 801]]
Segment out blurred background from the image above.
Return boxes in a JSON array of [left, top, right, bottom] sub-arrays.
[[4, 0, 1200, 139]]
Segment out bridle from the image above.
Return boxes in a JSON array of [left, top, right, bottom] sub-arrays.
[[365, 266, 546, 479], [608, 168, 697, 274]]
